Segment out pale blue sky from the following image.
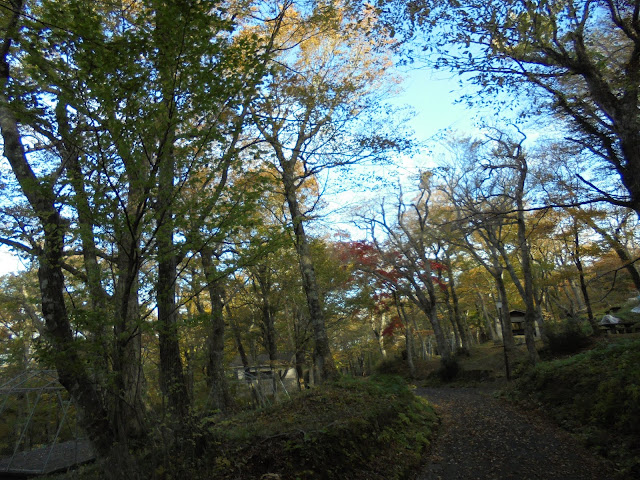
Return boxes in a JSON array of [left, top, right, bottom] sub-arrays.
[[395, 68, 479, 141], [318, 67, 495, 238]]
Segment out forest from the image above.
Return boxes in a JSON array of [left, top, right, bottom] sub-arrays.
[[1, 0, 639, 479]]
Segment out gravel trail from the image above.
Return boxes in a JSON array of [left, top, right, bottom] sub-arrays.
[[414, 387, 619, 480]]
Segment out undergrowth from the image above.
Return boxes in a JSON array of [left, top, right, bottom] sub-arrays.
[[505, 338, 640, 479], [51, 375, 437, 480], [200, 375, 438, 480], [542, 320, 593, 356]]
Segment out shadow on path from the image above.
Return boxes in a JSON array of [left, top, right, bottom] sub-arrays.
[[414, 387, 618, 480]]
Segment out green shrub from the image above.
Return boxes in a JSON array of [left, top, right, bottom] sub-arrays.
[[199, 375, 438, 480], [544, 320, 593, 356], [374, 354, 410, 377], [437, 357, 460, 382], [508, 339, 640, 478], [43, 376, 439, 480]]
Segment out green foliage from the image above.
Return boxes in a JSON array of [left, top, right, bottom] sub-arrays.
[[543, 320, 593, 356], [374, 355, 411, 377], [508, 339, 640, 477], [200, 375, 436, 480], [0, 387, 80, 457], [53, 376, 437, 479]]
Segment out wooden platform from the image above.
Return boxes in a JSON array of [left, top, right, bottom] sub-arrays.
[[0, 440, 94, 477]]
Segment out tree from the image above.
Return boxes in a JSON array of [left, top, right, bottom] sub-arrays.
[[0, 0, 284, 453], [580, 206, 640, 291], [535, 140, 640, 312], [425, 192, 475, 351], [438, 131, 550, 364], [357, 179, 453, 361], [250, 2, 406, 381], [437, 139, 521, 367], [396, 0, 640, 216], [482, 129, 540, 364], [0, 271, 43, 373], [0, 0, 118, 453]]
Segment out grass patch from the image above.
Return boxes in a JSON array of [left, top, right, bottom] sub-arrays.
[[505, 338, 640, 478]]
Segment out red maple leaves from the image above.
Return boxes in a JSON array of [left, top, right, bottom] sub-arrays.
[[381, 316, 404, 337]]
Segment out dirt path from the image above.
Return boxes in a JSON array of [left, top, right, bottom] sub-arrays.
[[414, 387, 619, 480]]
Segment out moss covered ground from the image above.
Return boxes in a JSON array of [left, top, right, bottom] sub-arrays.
[[47, 375, 437, 480]]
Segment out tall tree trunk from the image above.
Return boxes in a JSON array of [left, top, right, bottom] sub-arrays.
[[226, 300, 250, 373], [281, 175, 337, 382], [514, 170, 540, 365], [405, 324, 415, 377], [495, 272, 515, 379], [113, 247, 146, 441], [429, 302, 451, 360], [201, 250, 232, 412], [476, 290, 498, 341], [111, 170, 147, 442], [443, 251, 471, 350], [373, 312, 387, 358], [495, 232, 539, 363], [37, 227, 116, 455], [571, 224, 596, 329], [153, 0, 191, 417], [407, 276, 452, 360], [394, 292, 415, 376], [408, 308, 428, 360], [446, 295, 461, 351], [155, 137, 189, 417], [252, 263, 278, 364], [1, 6, 116, 453], [157, 244, 189, 416], [292, 306, 310, 390], [440, 274, 460, 349], [534, 290, 547, 340]]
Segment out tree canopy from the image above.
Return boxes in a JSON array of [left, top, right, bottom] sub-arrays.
[[1, 0, 639, 471], [385, 0, 640, 214]]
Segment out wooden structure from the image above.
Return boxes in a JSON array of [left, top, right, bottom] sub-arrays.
[[600, 321, 640, 334], [508, 310, 540, 337], [509, 310, 527, 336], [495, 310, 540, 338]]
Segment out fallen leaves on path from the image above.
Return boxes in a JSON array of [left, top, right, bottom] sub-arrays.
[[414, 387, 618, 480]]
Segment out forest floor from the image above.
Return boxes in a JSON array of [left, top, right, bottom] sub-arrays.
[[413, 386, 620, 480]]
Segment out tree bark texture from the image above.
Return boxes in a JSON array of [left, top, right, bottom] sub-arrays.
[[476, 291, 499, 341], [201, 250, 232, 412], [496, 272, 516, 371], [252, 263, 278, 363], [0, 3, 116, 455], [281, 175, 337, 382], [155, 129, 189, 417], [443, 251, 472, 349], [513, 152, 540, 365]]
